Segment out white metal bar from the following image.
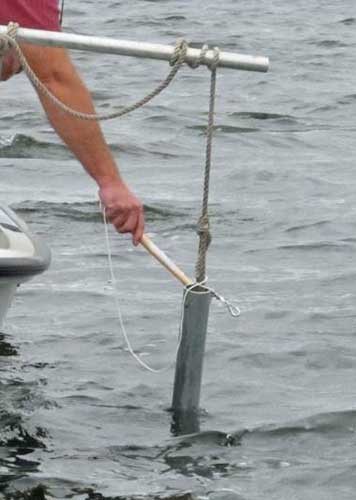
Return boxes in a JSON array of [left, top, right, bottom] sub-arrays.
[[0, 26, 269, 73]]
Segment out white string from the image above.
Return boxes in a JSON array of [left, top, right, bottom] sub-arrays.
[[101, 202, 190, 373], [102, 204, 170, 373]]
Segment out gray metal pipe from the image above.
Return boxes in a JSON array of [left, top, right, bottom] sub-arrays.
[[0, 26, 269, 73], [171, 287, 212, 434]]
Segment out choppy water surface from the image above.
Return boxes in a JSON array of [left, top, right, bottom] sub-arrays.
[[1, 1, 356, 498]]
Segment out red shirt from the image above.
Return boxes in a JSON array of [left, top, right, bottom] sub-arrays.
[[0, 1, 61, 80], [0, 0, 60, 31]]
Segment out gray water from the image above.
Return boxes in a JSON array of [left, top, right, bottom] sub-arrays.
[[1, 0, 356, 498]]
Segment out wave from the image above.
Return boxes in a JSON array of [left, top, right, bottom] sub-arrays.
[[2, 409, 354, 498], [229, 111, 297, 122], [187, 124, 258, 134], [12, 200, 102, 224], [277, 241, 352, 251], [245, 240, 352, 254], [246, 409, 356, 439], [339, 17, 356, 25], [11, 200, 188, 224], [2, 485, 49, 500], [169, 429, 241, 448], [0, 423, 47, 451], [0, 333, 18, 357], [0, 134, 69, 160], [1, 485, 198, 500], [310, 39, 349, 48], [285, 220, 330, 233], [159, 410, 356, 449], [164, 15, 187, 21], [337, 94, 356, 105], [0, 133, 168, 162]]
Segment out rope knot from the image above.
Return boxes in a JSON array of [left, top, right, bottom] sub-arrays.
[[169, 39, 188, 67], [0, 22, 19, 57], [7, 22, 19, 39], [197, 214, 212, 247], [207, 46, 220, 71], [187, 44, 209, 69]]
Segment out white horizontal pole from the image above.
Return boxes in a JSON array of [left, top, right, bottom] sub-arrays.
[[0, 25, 269, 73]]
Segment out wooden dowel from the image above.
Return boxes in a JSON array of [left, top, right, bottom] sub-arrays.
[[140, 234, 193, 287]]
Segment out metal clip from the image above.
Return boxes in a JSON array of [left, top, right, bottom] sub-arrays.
[[210, 289, 241, 318]]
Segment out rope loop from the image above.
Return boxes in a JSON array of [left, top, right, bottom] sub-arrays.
[[169, 38, 188, 67], [210, 289, 241, 318], [207, 46, 220, 71], [187, 43, 209, 69], [7, 22, 19, 39], [0, 22, 19, 56]]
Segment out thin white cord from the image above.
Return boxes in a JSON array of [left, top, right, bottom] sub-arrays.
[[101, 202, 189, 373], [102, 205, 169, 372]]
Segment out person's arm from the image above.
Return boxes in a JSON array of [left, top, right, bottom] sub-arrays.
[[19, 44, 144, 245]]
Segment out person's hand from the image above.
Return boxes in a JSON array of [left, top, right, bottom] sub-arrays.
[[99, 180, 144, 246]]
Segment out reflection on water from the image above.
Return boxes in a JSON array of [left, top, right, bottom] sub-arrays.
[[0, 334, 18, 357], [0, 334, 46, 498]]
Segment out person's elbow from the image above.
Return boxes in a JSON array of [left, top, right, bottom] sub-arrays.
[[22, 45, 77, 90]]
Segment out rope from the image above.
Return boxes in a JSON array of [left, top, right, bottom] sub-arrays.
[[59, 0, 65, 26], [0, 24, 189, 121], [195, 47, 220, 283], [0, 22, 18, 57]]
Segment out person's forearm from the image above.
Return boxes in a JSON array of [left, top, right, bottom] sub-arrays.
[[18, 45, 144, 243], [36, 70, 122, 189]]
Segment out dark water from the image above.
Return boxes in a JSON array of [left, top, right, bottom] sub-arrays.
[[1, 0, 356, 498]]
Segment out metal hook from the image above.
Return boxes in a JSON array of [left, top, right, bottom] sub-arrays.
[[210, 289, 241, 318]]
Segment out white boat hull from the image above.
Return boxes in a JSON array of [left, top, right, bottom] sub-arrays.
[[0, 205, 50, 329]]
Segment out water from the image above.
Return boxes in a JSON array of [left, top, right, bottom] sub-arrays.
[[1, 0, 356, 498]]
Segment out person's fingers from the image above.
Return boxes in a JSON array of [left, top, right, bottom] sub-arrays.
[[99, 183, 144, 244], [115, 212, 138, 235], [133, 210, 145, 246], [108, 211, 122, 225], [105, 205, 128, 222], [111, 213, 129, 231]]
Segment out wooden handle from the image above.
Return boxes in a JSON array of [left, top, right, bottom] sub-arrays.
[[140, 234, 193, 287]]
